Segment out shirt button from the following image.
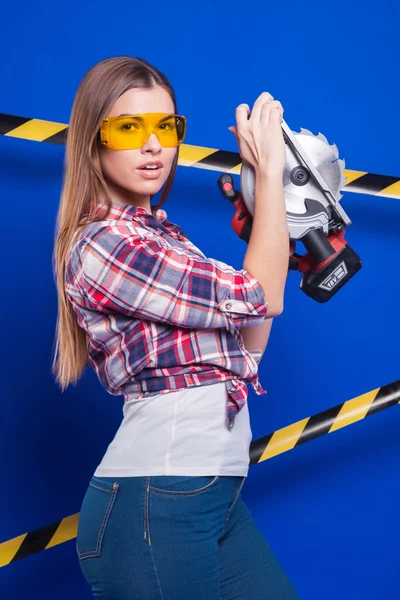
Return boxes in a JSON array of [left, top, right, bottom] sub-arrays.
[[225, 302, 232, 310], [238, 340, 244, 348]]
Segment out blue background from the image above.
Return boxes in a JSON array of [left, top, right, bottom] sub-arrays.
[[1, 0, 400, 598]]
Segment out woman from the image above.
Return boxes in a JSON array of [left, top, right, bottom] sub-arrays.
[[52, 55, 299, 599]]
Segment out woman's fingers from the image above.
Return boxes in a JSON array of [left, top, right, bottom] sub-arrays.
[[235, 103, 250, 135], [251, 92, 274, 124], [260, 99, 284, 128], [232, 93, 285, 170], [228, 125, 239, 147]]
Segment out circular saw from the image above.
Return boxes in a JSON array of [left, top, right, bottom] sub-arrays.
[[217, 120, 362, 303]]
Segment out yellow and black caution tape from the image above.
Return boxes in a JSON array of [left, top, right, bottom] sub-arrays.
[[1, 378, 399, 567], [1, 112, 400, 200], [249, 379, 400, 464], [0, 513, 80, 568]]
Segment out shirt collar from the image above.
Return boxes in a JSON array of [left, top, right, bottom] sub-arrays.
[[90, 200, 169, 227]]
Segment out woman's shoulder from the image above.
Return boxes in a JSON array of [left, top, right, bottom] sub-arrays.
[[77, 218, 158, 249]]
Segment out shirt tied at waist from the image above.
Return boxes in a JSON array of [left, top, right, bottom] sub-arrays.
[[225, 374, 267, 430]]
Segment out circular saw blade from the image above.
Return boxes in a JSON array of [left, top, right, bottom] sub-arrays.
[[240, 128, 347, 239], [286, 129, 346, 203]]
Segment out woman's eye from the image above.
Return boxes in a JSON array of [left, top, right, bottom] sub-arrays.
[[158, 122, 175, 131], [121, 123, 139, 131]]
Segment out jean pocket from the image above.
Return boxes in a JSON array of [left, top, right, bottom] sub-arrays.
[[149, 475, 219, 497], [76, 476, 120, 560]]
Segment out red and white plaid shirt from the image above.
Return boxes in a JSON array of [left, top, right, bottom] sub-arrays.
[[65, 201, 268, 429]]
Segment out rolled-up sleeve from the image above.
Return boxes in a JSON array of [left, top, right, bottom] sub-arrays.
[[79, 226, 268, 331]]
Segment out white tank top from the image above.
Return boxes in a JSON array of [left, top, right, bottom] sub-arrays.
[[93, 381, 252, 477]]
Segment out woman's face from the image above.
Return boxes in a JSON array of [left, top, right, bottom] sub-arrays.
[[98, 85, 177, 208]]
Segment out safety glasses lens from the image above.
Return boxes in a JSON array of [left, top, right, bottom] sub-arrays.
[[103, 113, 186, 149]]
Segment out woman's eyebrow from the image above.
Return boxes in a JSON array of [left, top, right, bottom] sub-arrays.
[[118, 113, 144, 120], [117, 114, 174, 121]]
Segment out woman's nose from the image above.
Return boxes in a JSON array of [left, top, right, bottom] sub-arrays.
[[142, 133, 162, 152]]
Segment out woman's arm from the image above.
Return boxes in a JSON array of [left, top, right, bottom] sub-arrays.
[[240, 317, 274, 364], [240, 240, 295, 362]]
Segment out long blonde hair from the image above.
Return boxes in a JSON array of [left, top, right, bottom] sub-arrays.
[[52, 56, 180, 391]]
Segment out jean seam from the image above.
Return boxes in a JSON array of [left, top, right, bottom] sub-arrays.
[[89, 481, 115, 493], [143, 477, 165, 599], [149, 476, 219, 497], [221, 477, 245, 536], [78, 481, 119, 559], [144, 476, 151, 545]]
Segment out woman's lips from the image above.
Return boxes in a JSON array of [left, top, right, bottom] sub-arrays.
[[136, 166, 164, 179]]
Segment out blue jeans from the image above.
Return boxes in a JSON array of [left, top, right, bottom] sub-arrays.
[[76, 474, 300, 599]]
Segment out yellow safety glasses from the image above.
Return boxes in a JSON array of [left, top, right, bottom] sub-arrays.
[[99, 112, 187, 150]]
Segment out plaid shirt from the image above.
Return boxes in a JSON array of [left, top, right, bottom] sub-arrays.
[[65, 201, 268, 429]]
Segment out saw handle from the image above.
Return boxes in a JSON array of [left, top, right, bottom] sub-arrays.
[[301, 228, 336, 264], [218, 174, 253, 243], [217, 174, 240, 202]]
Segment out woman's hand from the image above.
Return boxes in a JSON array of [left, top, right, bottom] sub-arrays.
[[228, 91, 286, 178]]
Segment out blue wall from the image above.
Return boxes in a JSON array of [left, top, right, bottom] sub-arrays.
[[1, 0, 399, 598]]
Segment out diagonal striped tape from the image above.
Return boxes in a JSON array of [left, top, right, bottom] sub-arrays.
[[0, 513, 79, 567], [1, 379, 398, 567], [250, 380, 400, 463], [1, 113, 400, 199]]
